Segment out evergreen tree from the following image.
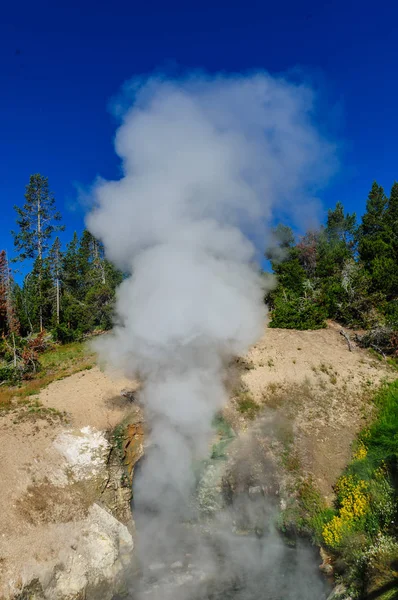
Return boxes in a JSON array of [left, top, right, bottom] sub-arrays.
[[48, 237, 63, 325], [357, 182, 388, 269], [59, 229, 122, 335], [358, 182, 398, 300], [359, 182, 388, 239], [62, 232, 80, 297], [386, 181, 398, 230], [265, 226, 326, 329], [317, 201, 357, 278], [13, 283, 31, 337], [12, 174, 64, 331]]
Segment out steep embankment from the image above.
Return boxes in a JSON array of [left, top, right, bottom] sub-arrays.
[[0, 325, 393, 599], [226, 322, 394, 501], [0, 366, 143, 600]]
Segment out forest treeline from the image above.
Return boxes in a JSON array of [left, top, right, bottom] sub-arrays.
[[0, 174, 122, 382], [266, 180, 398, 356], [1, 174, 397, 383]]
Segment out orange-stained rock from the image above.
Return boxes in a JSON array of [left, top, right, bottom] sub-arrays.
[[122, 416, 144, 483]]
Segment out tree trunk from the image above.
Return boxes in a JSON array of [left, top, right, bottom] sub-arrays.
[[37, 184, 43, 332], [56, 277, 60, 324]]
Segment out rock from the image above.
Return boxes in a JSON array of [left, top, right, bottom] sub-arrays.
[[40, 504, 134, 600], [120, 388, 138, 402], [326, 584, 349, 600], [53, 427, 110, 483], [197, 462, 226, 514], [119, 417, 144, 484], [320, 563, 333, 576], [14, 424, 137, 600], [319, 546, 334, 577]]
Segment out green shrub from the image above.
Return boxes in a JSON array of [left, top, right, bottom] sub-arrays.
[[51, 324, 82, 344], [269, 294, 327, 330], [364, 380, 398, 465], [0, 365, 22, 385]]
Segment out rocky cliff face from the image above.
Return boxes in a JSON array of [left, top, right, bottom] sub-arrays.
[[14, 412, 144, 600]]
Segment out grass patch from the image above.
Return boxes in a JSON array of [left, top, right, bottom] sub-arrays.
[[235, 390, 260, 419], [278, 476, 333, 544], [0, 340, 95, 411]]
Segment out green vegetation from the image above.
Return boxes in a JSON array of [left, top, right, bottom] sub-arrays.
[[0, 173, 122, 386], [235, 389, 260, 419], [266, 184, 398, 358], [278, 476, 334, 545], [0, 339, 95, 407], [280, 381, 398, 598]]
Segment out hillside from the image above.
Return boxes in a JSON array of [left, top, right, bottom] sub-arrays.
[[0, 325, 394, 598]]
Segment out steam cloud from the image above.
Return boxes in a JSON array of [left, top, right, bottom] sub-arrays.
[[86, 71, 335, 598]]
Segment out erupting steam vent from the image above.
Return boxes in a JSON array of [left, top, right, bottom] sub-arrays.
[[86, 72, 336, 599]]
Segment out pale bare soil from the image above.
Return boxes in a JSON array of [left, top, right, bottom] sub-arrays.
[[229, 322, 394, 500], [0, 367, 134, 598], [0, 324, 394, 597]]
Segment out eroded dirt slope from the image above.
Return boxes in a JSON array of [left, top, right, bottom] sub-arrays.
[[227, 322, 394, 500]]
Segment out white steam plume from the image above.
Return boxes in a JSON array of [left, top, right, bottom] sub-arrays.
[[86, 71, 335, 593]]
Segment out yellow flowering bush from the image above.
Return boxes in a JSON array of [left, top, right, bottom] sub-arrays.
[[353, 441, 368, 461], [323, 474, 369, 548]]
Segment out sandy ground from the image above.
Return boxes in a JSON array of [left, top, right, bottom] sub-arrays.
[[0, 325, 394, 596], [38, 367, 135, 430], [235, 322, 394, 499]]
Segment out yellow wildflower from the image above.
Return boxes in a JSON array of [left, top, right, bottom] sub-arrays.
[[353, 442, 367, 461]]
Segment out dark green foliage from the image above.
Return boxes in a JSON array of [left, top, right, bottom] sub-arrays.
[[266, 225, 327, 329], [269, 293, 327, 330], [363, 380, 398, 466], [60, 229, 123, 335], [12, 174, 65, 332], [358, 182, 398, 300], [1, 175, 126, 385], [267, 183, 398, 335], [12, 174, 64, 262], [51, 323, 81, 344], [0, 364, 22, 385]]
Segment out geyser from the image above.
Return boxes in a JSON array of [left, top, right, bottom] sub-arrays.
[[87, 71, 335, 599]]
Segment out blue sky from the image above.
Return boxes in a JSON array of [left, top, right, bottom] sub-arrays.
[[1, 0, 397, 270]]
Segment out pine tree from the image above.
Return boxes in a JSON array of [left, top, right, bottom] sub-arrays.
[[12, 174, 64, 331], [358, 182, 388, 270], [62, 232, 80, 297], [358, 182, 397, 299], [48, 237, 63, 325], [386, 182, 398, 244], [76, 230, 122, 332]]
